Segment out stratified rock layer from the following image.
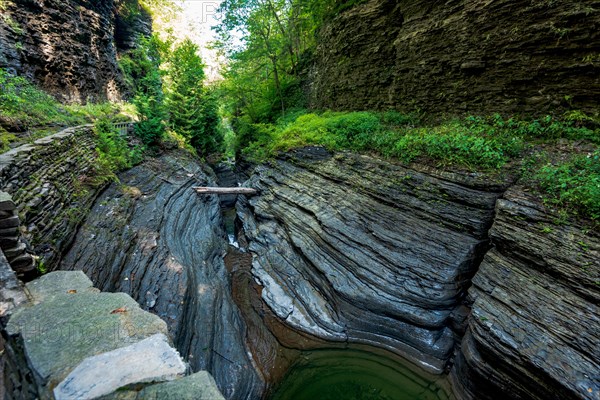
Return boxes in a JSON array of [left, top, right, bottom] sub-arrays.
[[60, 152, 264, 399], [0, 126, 100, 270], [309, 0, 600, 116], [237, 148, 511, 373], [451, 187, 600, 400], [0, 0, 126, 102]]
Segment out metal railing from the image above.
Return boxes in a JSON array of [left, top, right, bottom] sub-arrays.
[[114, 122, 135, 136]]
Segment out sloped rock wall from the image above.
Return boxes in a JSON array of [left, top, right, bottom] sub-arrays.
[[236, 148, 599, 399], [237, 147, 512, 374], [309, 0, 600, 117], [60, 152, 265, 399]]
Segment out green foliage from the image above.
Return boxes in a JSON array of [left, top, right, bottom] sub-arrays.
[[36, 258, 47, 275], [120, 34, 167, 146], [0, 68, 127, 137], [0, 126, 16, 152], [392, 124, 523, 169], [0, 69, 75, 127], [215, 0, 324, 123], [241, 111, 524, 169], [534, 151, 600, 221], [464, 114, 600, 143], [2, 14, 23, 35], [93, 118, 144, 181], [165, 39, 223, 155]]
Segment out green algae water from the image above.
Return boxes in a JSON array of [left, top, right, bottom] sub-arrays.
[[269, 349, 453, 400]]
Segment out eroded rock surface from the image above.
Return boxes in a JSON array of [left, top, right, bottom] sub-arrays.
[[309, 0, 600, 116], [60, 152, 264, 399], [451, 188, 600, 400], [237, 148, 512, 373], [0, 0, 125, 102]]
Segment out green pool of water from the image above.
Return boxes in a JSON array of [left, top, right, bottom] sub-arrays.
[[269, 349, 453, 400]]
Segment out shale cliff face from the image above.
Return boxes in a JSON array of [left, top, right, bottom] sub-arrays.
[[237, 148, 512, 373], [309, 0, 600, 116], [452, 188, 600, 400], [237, 148, 600, 399], [60, 152, 265, 399], [0, 0, 148, 102]]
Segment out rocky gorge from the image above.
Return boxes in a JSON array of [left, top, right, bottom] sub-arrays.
[[0, 0, 599, 397], [1, 128, 594, 398]]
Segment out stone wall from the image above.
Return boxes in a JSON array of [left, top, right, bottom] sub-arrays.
[[0, 269, 225, 399], [0, 192, 36, 277], [0, 125, 102, 271], [308, 0, 600, 117]]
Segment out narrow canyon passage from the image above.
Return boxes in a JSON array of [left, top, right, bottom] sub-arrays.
[[59, 152, 264, 399], [58, 147, 483, 399], [55, 147, 599, 400]]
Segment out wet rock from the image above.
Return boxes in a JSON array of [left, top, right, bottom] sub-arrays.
[[450, 187, 600, 400], [237, 148, 512, 373], [60, 152, 264, 399]]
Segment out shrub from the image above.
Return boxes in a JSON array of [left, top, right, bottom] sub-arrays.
[[0, 68, 133, 134], [94, 118, 143, 180], [241, 111, 524, 169], [534, 151, 600, 221]]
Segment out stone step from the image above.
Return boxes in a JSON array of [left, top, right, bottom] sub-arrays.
[[8, 253, 35, 272], [0, 192, 16, 211], [0, 236, 19, 248], [0, 227, 20, 237], [3, 242, 27, 259], [53, 333, 186, 400], [0, 215, 20, 229], [0, 209, 16, 218]]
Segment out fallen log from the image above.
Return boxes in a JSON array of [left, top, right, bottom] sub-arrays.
[[193, 187, 257, 195]]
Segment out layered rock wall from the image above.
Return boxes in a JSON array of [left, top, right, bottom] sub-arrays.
[[451, 188, 600, 400], [60, 152, 265, 399], [236, 148, 599, 399], [309, 0, 600, 117], [0, 125, 101, 270], [237, 148, 512, 373], [0, 0, 150, 103]]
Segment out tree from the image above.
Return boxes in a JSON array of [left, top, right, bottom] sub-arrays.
[[120, 34, 168, 146], [166, 39, 222, 154], [214, 0, 326, 123]]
